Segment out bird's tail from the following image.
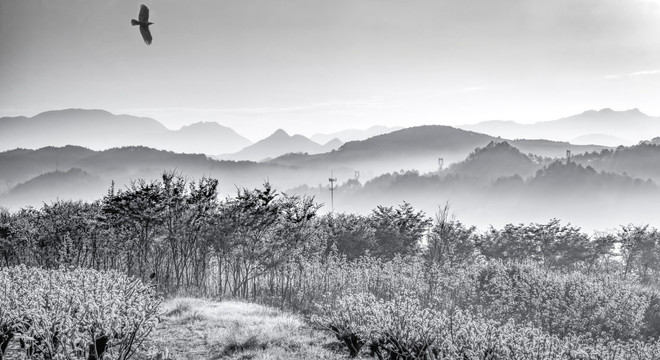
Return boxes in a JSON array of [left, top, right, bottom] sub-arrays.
[[131, 19, 139, 26]]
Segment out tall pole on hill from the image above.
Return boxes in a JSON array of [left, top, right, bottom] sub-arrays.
[[329, 170, 337, 213]]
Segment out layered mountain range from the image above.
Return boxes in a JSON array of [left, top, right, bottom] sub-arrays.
[[2, 107, 660, 231]]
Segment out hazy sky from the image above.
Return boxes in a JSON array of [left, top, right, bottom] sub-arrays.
[[2, 0, 660, 140]]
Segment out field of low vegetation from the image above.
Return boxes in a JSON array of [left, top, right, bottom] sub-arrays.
[[2, 171, 660, 359], [136, 298, 344, 360]]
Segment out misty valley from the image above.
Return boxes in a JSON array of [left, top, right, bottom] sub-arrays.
[[3, 108, 660, 359]]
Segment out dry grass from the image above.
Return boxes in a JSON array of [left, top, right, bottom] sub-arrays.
[[136, 298, 348, 360]]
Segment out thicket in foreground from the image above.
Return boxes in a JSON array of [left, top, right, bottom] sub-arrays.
[[0, 265, 160, 360], [314, 291, 660, 360]]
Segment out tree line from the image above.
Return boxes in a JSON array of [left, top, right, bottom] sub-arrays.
[[1, 171, 660, 301]]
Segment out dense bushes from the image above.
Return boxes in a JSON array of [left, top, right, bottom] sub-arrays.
[[0, 266, 160, 360], [473, 262, 656, 341], [314, 292, 660, 359], [300, 258, 660, 358]]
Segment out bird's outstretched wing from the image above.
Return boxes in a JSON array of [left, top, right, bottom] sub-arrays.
[[140, 25, 153, 45], [138, 4, 150, 23]]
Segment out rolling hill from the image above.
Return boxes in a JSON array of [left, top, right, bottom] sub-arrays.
[[444, 141, 539, 181]]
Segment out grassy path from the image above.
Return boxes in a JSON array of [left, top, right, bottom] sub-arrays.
[[136, 298, 348, 360]]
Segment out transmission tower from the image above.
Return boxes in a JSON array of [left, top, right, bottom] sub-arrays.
[[566, 150, 572, 164], [328, 170, 337, 213]]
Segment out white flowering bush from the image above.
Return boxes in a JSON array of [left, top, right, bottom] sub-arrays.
[[0, 265, 161, 360], [473, 261, 656, 341], [314, 292, 660, 359]]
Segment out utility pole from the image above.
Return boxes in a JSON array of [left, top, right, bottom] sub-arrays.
[[328, 170, 337, 213]]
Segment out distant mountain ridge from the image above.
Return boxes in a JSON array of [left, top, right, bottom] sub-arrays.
[[0, 109, 166, 150], [460, 108, 660, 145], [217, 129, 342, 162], [148, 121, 252, 155], [3, 107, 647, 161], [0, 109, 252, 155]]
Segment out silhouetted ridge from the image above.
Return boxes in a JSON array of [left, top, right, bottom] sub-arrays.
[[572, 142, 660, 182], [338, 125, 495, 153], [0, 109, 252, 154], [162, 121, 252, 155], [447, 141, 537, 180], [529, 161, 654, 193]]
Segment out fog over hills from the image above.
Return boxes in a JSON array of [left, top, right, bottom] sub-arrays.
[[310, 125, 403, 144], [570, 134, 633, 147], [270, 125, 606, 177], [289, 147, 660, 231], [1, 168, 105, 207], [0, 146, 341, 210], [461, 108, 660, 146], [2, 139, 660, 231], [0, 145, 95, 194], [3, 107, 660, 230]]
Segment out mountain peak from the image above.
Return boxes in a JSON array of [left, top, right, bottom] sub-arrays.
[[178, 121, 235, 133], [182, 121, 220, 128], [34, 108, 114, 119], [270, 129, 290, 138]]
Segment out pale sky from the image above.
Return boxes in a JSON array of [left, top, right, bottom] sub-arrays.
[[2, 0, 660, 141]]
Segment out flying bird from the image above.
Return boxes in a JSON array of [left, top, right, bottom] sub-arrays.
[[131, 4, 154, 45]]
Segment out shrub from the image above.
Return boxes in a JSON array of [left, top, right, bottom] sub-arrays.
[[314, 292, 660, 359], [0, 265, 161, 360], [473, 261, 655, 341]]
